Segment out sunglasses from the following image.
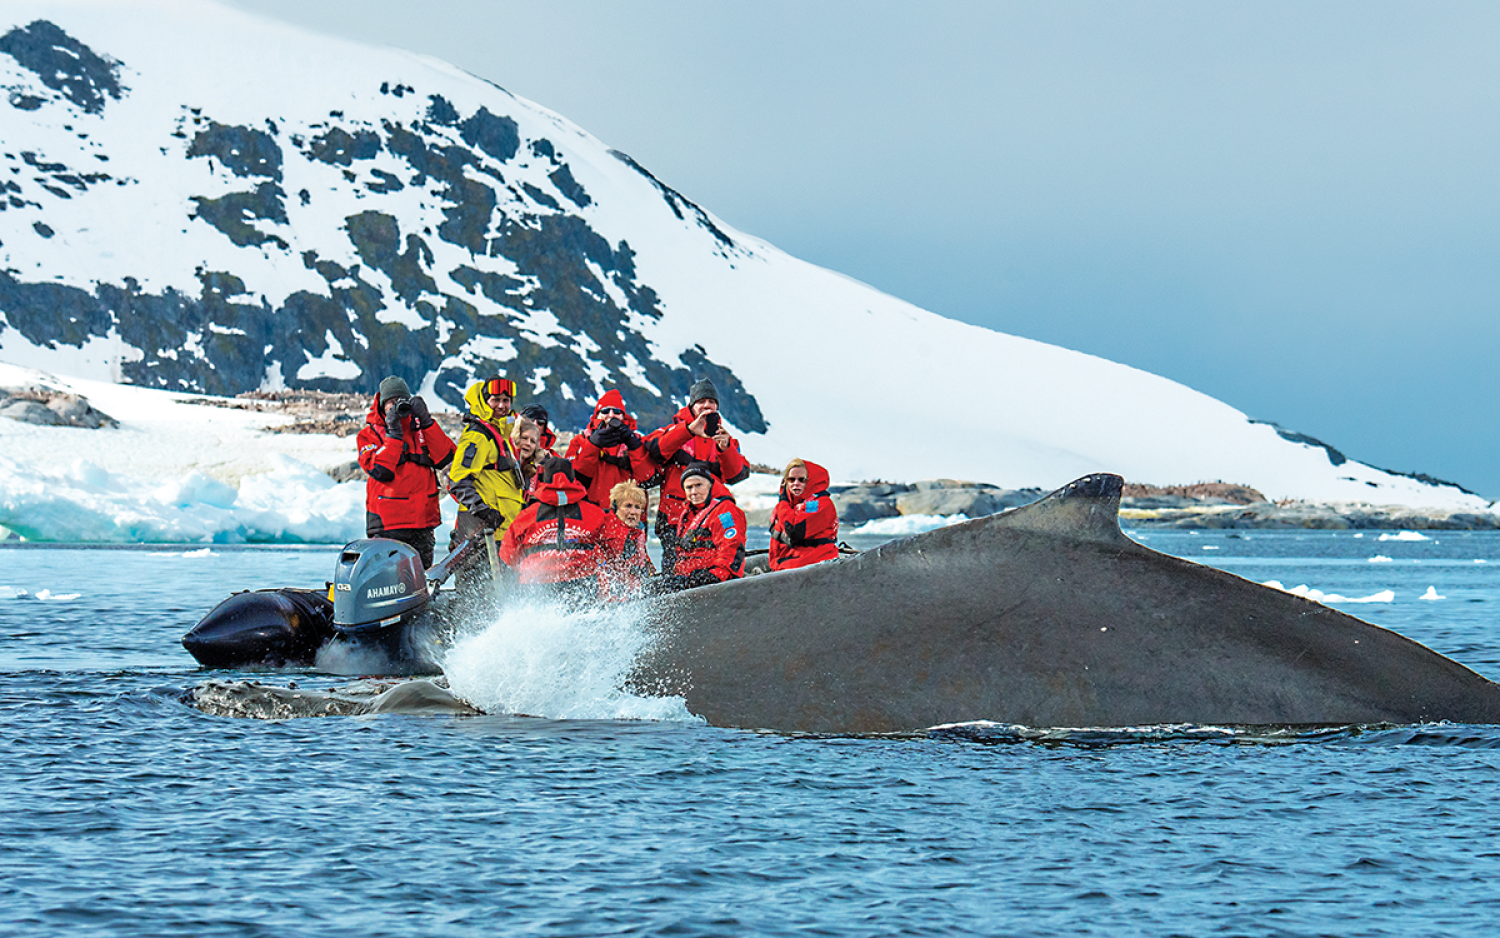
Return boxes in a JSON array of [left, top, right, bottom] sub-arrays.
[[484, 378, 517, 398], [598, 407, 624, 416], [787, 475, 808, 483]]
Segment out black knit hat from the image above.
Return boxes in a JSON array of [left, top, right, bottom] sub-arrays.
[[680, 461, 715, 485], [378, 375, 410, 402], [520, 404, 549, 426], [688, 377, 718, 406]]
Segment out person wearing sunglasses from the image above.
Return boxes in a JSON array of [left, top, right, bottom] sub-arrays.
[[769, 458, 840, 571], [448, 375, 528, 553], [643, 377, 750, 572], [565, 389, 653, 508], [355, 375, 456, 567]]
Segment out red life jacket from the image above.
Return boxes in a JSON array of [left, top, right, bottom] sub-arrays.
[[669, 479, 747, 583], [597, 513, 655, 601], [356, 394, 456, 530], [498, 468, 609, 585], [769, 460, 839, 571]]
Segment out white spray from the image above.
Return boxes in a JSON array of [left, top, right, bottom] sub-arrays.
[[440, 595, 698, 723]]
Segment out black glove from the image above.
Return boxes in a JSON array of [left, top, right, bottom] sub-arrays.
[[384, 405, 404, 438], [590, 420, 628, 448], [475, 507, 505, 531], [409, 395, 433, 429], [622, 430, 643, 450]]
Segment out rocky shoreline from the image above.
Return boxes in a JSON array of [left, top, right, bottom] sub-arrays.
[[5, 385, 1495, 531]]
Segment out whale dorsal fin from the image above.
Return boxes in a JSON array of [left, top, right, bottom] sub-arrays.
[[992, 473, 1129, 546]]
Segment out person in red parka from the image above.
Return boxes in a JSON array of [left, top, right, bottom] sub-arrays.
[[598, 481, 656, 601], [643, 377, 750, 570], [498, 457, 612, 603], [356, 375, 456, 567], [566, 389, 654, 508], [654, 462, 747, 594], [769, 458, 840, 571]]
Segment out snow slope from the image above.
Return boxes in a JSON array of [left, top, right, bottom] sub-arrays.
[[0, 0, 1486, 510]]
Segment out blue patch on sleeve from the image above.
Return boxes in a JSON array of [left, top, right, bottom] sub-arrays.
[[719, 511, 734, 528]]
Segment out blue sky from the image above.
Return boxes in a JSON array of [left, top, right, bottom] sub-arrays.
[[235, 0, 1500, 497]]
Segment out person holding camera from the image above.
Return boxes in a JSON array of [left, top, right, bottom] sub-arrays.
[[356, 375, 456, 567], [566, 389, 654, 508], [448, 375, 529, 552], [643, 377, 750, 571]]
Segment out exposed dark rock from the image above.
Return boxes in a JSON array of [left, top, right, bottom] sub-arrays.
[[187, 122, 283, 180], [0, 21, 123, 114]]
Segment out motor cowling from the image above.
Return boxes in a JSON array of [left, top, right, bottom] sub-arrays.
[[333, 538, 429, 630]]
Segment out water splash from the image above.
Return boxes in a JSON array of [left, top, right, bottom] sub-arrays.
[[442, 595, 696, 723]]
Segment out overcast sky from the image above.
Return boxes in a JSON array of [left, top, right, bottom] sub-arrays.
[[233, 0, 1500, 497]]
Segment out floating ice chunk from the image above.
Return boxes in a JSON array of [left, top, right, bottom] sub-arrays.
[[1368, 555, 1394, 563], [1476, 560, 1489, 565], [0, 586, 28, 599], [1419, 586, 1445, 601], [33, 589, 81, 601], [1201, 545, 1219, 551], [851, 514, 969, 537], [182, 547, 217, 558], [1378, 531, 1431, 542], [1261, 581, 1394, 604]]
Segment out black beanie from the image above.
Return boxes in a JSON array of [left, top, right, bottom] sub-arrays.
[[680, 461, 715, 485], [688, 377, 718, 406], [520, 404, 549, 425], [378, 376, 411, 402]]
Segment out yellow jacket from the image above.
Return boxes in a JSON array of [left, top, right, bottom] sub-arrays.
[[448, 383, 527, 532]]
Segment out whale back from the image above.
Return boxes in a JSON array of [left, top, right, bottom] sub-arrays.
[[632, 473, 1500, 733]]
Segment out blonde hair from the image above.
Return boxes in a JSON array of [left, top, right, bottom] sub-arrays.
[[511, 416, 539, 444], [782, 458, 807, 487], [609, 481, 648, 511], [510, 417, 541, 467]]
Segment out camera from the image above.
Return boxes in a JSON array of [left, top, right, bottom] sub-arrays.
[[393, 397, 413, 417], [703, 412, 721, 436]]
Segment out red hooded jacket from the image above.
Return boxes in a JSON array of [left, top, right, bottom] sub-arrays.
[[356, 393, 456, 531], [644, 405, 750, 528], [769, 460, 840, 571], [498, 463, 612, 585], [669, 478, 747, 583], [565, 390, 655, 507]]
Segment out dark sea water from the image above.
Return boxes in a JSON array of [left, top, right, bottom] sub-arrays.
[[4, 529, 1500, 937]]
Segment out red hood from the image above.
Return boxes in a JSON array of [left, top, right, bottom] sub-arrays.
[[532, 464, 590, 507], [782, 460, 831, 506], [587, 389, 638, 432], [365, 394, 396, 428]]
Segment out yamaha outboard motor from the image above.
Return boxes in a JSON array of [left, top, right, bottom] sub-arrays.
[[329, 538, 439, 671], [333, 539, 430, 630]]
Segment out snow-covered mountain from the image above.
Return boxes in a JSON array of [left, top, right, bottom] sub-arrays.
[[0, 0, 1485, 508]]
